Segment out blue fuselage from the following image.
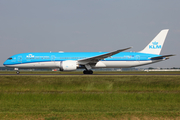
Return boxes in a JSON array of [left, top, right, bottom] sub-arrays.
[[3, 52, 161, 68]]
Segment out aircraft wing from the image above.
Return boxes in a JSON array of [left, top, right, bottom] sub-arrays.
[[150, 54, 175, 60], [78, 47, 132, 64]]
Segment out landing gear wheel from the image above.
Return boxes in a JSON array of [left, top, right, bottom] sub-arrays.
[[89, 70, 93, 74], [83, 70, 86, 74], [16, 71, 20, 74], [83, 70, 93, 74]]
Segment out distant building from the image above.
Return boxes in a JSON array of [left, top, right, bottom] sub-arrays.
[[144, 69, 180, 71]]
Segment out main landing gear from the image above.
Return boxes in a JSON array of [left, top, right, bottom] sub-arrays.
[[83, 64, 93, 74], [83, 70, 93, 74]]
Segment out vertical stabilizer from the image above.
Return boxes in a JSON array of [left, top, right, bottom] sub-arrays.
[[140, 29, 169, 55]]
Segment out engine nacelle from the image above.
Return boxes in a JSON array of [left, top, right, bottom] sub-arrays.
[[59, 61, 77, 71]]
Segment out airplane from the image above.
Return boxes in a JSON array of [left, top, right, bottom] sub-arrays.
[[3, 29, 175, 74]]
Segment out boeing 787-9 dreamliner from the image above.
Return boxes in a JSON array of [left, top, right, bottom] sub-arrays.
[[3, 29, 174, 74]]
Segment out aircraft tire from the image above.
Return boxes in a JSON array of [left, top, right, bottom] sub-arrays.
[[89, 70, 93, 74], [83, 70, 93, 74], [16, 71, 20, 74]]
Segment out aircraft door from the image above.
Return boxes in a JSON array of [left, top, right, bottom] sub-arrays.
[[136, 55, 140, 61], [18, 56, 22, 63], [51, 55, 56, 61]]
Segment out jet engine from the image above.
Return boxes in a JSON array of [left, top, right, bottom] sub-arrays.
[[59, 61, 77, 71]]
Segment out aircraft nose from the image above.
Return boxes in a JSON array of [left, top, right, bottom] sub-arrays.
[[3, 60, 8, 66], [3, 61, 6, 66]]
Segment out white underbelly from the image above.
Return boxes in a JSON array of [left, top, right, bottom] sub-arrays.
[[6, 61, 60, 68], [94, 61, 153, 68]]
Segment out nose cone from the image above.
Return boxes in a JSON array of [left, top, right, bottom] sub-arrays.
[[3, 60, 8, 66], [4, 56, 15, 67], [3, 59, 12, 67]]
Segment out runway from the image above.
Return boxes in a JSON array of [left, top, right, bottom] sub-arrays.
[[1, 74, 180, 76]]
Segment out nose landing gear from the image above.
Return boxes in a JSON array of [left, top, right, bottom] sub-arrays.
[[14, 68, 20, 74], [16, 71, 20, 74]]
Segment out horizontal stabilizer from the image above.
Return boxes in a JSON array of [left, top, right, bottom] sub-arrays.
[[150, 54, 175, 60]]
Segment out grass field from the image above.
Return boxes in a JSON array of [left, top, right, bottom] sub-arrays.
[[0, 71, 180, 119]]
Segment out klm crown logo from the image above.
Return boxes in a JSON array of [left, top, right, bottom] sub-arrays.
[[26, 54, 34, 58], [149, 41, 161, 49], [152, 41, 158, 45]]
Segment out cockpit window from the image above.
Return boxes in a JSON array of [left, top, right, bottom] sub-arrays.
[[8, 58, 12, 60]]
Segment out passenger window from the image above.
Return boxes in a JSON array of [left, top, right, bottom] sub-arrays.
[[8, 58, 12, 60]]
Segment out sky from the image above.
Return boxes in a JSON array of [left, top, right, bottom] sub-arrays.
[[0, 0, 180, 68]]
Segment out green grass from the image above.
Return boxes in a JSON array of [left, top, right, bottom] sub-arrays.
[[1, 93, 180, 112], [0, 74, 180, 119], [1, 75, 180, 92]]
